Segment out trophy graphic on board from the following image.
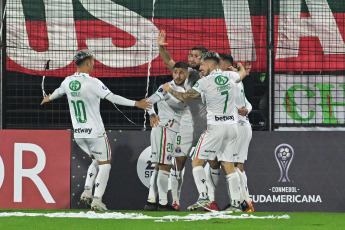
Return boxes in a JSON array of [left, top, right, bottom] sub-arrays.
[[274, 143, 294, 182]]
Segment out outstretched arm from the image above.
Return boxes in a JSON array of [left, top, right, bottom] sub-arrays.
[[158, 30, 175, 72], [162, 83, 200, 102]]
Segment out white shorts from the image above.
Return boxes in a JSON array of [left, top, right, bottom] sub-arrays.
[[174, 127, 193, 157], [235, 122, 252, 163], [75, 136, 112, 162], [151, 127, 176, 165], [193, 124, 207, 146], [192, 124, 238, 161]]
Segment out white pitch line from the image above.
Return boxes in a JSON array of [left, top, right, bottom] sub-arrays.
[[0, 211, 290, 221]]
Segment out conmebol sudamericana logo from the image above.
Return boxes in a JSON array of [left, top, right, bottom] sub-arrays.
[[274, 144, 294, 182]]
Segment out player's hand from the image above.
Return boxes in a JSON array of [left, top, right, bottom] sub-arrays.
[[238, 106, 248, 116], [158, 30, 168, 47], [149, 114, 160, 127], [244, 61, 252, 76], [135, 98, 152, 110], [162, 83, 170, 93], [229, 65, 238, 72], [236, 62, 244, 70], [40, 94, 51, 105]]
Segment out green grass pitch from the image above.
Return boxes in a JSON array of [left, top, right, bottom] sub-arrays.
[[0, 210, 344, 230]]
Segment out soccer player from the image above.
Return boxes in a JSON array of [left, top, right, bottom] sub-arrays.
[[163, 51, 247, 212], [144, 62, 189, 211], [218, 53, 254, 212], [41, 49, 151, 211], [157, 30, 217, 210]]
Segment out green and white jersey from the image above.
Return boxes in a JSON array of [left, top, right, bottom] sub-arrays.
[[192, 69, 242, 125], [237, 82, 252, 124], [52, 72, 111, 138], [148, 80, 187, 133]]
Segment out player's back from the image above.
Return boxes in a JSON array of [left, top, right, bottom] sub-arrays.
[[193, 69, 241, 125], [61, 73, 108, 138]]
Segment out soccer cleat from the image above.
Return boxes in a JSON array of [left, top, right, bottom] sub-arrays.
[[240, 200, 250, 211], [80, 191, 93, 206], [222, 203, 231, 211], [225, 205, 242, 212], [157, 203, 177, 211], [204, 201, 219, 211], [144, 201, 158, 211], [172, 201, 180, 211], [91, 197, 108, 211], [244, 202, 255, 212], [187, 197, 211, 211]]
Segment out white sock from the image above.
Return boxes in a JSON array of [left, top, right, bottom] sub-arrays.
[[206, 167, 220, 202], [226, 172, 241, 207], [157, 170, 170, 205], [147, 169, 158, 203], [192, 166, 208, 199], [93, 164, 111, 199], [171, 169, 183, 204], [242, 171, 250, 202], [235, 168, 246, 203], [84, 160, 98, 193]]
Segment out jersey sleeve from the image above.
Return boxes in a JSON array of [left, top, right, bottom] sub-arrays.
[[146, 86, 167, 115], [49, 80, 66, 101], [192, 77, 206, 94], [91, 78, 112, 99], [230, 71, 241, 83]]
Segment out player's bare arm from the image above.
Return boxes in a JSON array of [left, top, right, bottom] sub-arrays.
[[40, 94, 52, 105], [236, 63, 247, 81], [163, 83, 200, 102], [158, 30, 175, 71], [135, 98, 152, 111], [149, 114, 160, 127]]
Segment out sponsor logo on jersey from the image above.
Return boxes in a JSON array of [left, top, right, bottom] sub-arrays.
[[205, 150, 216, 153], [215, 115, 234, 121], [102, 85, 108, 90], [70, 92, 81, 97], [92, 151, 102, 155], [69, 80, 81, 91], [214, 75, 229, 85], [74, 128, 92, 134], [217, 84, 230, 92]]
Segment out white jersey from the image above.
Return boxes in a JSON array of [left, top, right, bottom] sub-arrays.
[[185, 67, 207, 128], [148, 80, 187, 133], [192, 69, 242, 125], [236, 82, 252, 124], [52, 72, 111, 138]]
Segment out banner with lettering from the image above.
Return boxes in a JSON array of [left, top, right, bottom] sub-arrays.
[[6, 0, 345, 77], [274, 74, 345, 125]]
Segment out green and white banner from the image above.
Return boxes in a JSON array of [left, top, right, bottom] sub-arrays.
[[275, 75, 345, 125]]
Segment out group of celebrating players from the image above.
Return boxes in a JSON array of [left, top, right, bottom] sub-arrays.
[[41, 29, 253, 212]]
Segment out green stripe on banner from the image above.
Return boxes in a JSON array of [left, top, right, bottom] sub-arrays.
[[20, 0, 345, 21]]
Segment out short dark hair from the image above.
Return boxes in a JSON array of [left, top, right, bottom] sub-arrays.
[[173, 61, 189, 70], [74, 49, 93, 66], [219, 53, 234, 66], [200, 51, 220, 64], [192, 46, 208, 54]]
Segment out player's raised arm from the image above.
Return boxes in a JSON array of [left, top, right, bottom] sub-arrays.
[[162, 83, 200, 102], [158, 30, 175, 72], [236, 62, 247, 81]]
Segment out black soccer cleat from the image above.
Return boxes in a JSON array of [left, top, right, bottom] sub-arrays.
[[144, 201, 158, 211], [157, 203, 178, 211]]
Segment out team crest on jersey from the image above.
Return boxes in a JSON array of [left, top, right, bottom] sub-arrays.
[[175, 146, 182, 153], [69, 80, 81, 91], [167, 154, 173, 161], [215, 75, 229, 85]]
